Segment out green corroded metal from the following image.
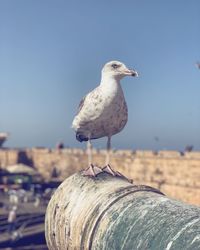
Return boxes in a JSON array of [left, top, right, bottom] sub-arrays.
[[45, 172, 200, 250]]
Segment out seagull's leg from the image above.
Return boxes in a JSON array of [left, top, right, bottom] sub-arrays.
[[87, 139, 92, 166], [82, 139, 103, 177], [103, 136, 133, 183], [103, 136, 117, 175], [105, 136, 111, 166]]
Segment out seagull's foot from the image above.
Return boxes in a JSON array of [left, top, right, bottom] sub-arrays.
[[82, 164, 103, 177], [102, 164, 133, 183], [102, 164, 119, 176]]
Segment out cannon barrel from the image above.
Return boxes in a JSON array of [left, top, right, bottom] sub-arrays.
[[45, 172, 200, 250]]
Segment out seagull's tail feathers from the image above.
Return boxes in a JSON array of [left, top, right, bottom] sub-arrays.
[[76, 132, 89, 142], [76, 131, 99, 142]]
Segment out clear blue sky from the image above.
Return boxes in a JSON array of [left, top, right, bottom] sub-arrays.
[[0, 0, 200, 151]]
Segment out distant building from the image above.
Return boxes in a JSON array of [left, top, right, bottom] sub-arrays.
[[0, 133, 9, 147]]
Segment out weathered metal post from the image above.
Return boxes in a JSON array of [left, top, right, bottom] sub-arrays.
[[45, 172, 200, 250]]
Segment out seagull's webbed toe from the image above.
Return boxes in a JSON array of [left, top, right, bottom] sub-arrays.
[[102, 165, 133, 183], [82, 165, 103, 177]]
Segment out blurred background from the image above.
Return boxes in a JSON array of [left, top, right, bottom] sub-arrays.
[[0, 0, 200, 249], [0, 0, 200, 151]]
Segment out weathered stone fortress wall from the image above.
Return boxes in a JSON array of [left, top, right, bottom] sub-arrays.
[[0, 148, 200, 206]]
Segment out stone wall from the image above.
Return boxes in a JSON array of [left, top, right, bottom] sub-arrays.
[[0, 148, 200, 206]]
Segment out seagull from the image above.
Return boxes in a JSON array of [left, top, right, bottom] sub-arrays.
[[72, 60, 138, 177]]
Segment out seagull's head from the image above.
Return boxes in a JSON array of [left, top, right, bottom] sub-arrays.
[[102, 60, 138, 80]]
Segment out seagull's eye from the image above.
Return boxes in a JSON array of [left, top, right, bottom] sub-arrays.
[[111, 64, 119, 69]]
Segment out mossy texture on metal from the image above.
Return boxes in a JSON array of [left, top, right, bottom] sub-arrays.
[[45, 172, 200, 250]]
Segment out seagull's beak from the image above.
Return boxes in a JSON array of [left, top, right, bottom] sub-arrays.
[[123, 68, 139, 77]]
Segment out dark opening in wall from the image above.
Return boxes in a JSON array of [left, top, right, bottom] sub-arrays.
[[17, 150, 33, 167]]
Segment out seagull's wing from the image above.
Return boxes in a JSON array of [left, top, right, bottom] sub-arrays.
[[77, 95, 86, 114], [76, 86, 101, 117], [72, 86, 103, 130]]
